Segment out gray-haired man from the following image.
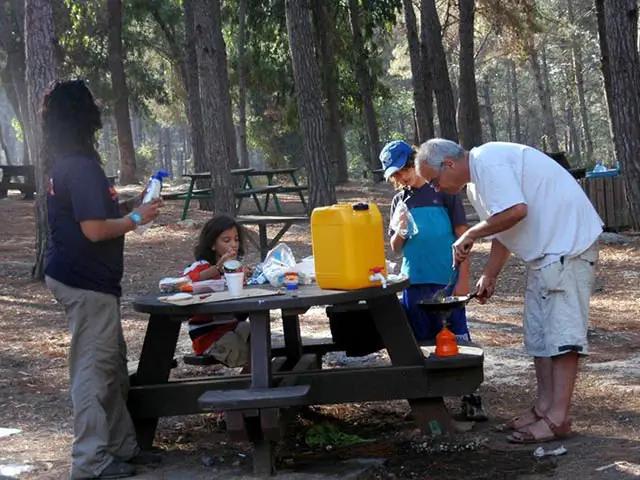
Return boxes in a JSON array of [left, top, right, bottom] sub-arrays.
[[415, 139, 602, 444]]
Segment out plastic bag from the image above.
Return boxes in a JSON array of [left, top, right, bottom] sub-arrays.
[[390, 200, 418, 238], [297, 256, 316, 284], [262, 244, 298, 287], [262, 244, 315, 287]]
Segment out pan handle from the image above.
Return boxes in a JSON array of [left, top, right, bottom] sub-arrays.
[[466, 291, 479, 301]]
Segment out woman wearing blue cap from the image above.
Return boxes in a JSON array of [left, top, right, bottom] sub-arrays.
[[380, 139, 486, 421]]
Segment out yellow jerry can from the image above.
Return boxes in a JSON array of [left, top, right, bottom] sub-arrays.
[[311, 203, 387, 290]]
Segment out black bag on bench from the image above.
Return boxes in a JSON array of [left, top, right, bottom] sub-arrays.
[[326, 302, 384, 357]]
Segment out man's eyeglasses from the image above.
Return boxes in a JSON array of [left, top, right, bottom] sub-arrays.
[[427, 162, 446, 189]]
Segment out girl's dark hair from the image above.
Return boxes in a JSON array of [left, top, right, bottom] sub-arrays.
[[41, 79, 103, 172], [194, 215, 246, 264]]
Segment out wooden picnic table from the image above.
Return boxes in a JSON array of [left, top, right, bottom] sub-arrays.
[[166, 169, 282, 220], [239, 167, 308, 215], [237, 215, 310, 260], [0, 165, 35, 200], [128, 280, 484, 475]]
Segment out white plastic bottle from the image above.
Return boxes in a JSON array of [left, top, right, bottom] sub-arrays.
[[136, 170, 169, 233]]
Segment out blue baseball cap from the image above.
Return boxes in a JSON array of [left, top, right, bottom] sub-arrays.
[[379, 140, 414, 180]]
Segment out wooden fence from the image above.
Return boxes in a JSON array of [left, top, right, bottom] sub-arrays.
[[579, 175, 632, 231]]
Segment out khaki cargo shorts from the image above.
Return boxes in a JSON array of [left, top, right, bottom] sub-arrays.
[[204, 321, 251, 368], [524, 242, 599, 357]]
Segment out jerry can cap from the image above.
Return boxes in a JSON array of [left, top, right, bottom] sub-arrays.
[[352, 203, 369, 211]]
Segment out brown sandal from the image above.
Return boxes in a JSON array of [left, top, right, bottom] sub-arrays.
[[494, 406, 544, 432], [506, 415, 572, 444]]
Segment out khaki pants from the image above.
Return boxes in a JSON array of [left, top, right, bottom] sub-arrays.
[[46, 277, 138, 479]]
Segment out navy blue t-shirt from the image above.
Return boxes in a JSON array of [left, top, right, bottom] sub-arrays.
[[389, 184, 467, 285], [45, 156, 125, 297]]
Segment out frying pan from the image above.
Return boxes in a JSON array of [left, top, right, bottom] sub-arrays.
[[417, 292, 478, 314]]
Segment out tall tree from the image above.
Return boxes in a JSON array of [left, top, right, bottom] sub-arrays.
[[348, 0, 381, 177], [0, 0, 30, 165], [285, 0, 336, 208], [237, 0, 249, 169], [24, 0, 57, 279], [107, 0, 137, 184], [566, 0, 593, 164], [420, 0, 457, 140], [457, 0, 482, 149], [509, 60, 522, 143], [0, 123, 12, 164], [482, 77, 497, 141], [193, 0, 235, 214], [311, 0, 349, 183], [418, 5, 435, 142], [402, 0, 434, 143], [401, 0, 433, 143], [597, 0, 640, 229], [183, 0, 210, 208]]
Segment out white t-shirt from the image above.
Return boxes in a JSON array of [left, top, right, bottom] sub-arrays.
[[466, 142, 603, 268]]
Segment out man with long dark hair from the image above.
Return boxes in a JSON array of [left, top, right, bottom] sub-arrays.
[[43, 79, 162, 479]]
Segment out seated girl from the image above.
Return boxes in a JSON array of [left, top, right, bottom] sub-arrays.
[[182, 215, 251, 368]]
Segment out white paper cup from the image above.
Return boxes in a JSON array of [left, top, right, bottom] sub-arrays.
[[225, 272, 244, 297]]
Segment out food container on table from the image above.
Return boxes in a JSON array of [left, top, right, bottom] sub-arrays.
[[191, 279, 226, 293], [311, 203, 387, 290], [158, 277, 191, 293]]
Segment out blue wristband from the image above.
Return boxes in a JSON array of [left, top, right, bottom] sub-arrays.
[[128, 211, 143, 226]]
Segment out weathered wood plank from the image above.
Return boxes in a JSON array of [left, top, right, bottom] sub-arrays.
[[128, 363, 483, 419]]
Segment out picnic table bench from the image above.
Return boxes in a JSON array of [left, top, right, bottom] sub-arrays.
[[128, 280, 484, 475], [0, 165, 35, 200], [237, 215, 310, 260]]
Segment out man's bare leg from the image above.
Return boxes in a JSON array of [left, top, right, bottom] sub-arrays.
[[506, 357, 553, 429], [547, 352, 579, 424], [510, 353, 578, 440], [533, 357, 554, 413]]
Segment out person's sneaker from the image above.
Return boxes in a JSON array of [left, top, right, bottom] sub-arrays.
[[461, 394, 488, 422], [97, 460, 136, 479]]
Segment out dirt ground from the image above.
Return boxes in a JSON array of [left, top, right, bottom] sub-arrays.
[[1, 179, 639, 480]]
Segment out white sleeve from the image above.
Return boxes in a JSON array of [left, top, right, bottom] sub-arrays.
[[475, 161, 526, 217]]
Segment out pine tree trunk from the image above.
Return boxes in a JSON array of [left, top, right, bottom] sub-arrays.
[[348, 0, 381, 178], [212, 5, 238, 170], [595, 0, 616, 130], [600, 0, 640, 229], [184, 0, 211, 209], [312, 0, 349, 183], [0, 123, 12, 164], [510, 60, 522, 143], [0, 2, 31, 165], [107, 0, 137, 184], [418, 14, 435, 141], [193, 0, 235, 215], [420, 0, 457, 141], [25, 0, 56, 280], [237, 0, 249, 169], [566, 96, 581, 160], [482, 79, 497, 141], [566, 0, 593, 164], [527, 38, 559, 151], [403, 0, 434, 142], [285, 0, 336, 209], [457, 0, 482, 149]]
